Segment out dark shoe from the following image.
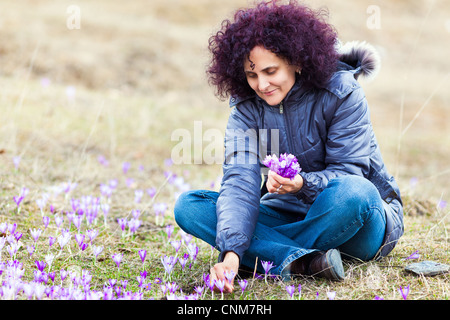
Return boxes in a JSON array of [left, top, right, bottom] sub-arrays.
[[308, 249, 345, 281]]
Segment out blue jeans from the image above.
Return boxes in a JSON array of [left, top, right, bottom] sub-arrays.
[[174, 176, 386, 278]]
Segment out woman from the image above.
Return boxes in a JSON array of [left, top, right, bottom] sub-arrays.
[[174, 0, 403, 293]]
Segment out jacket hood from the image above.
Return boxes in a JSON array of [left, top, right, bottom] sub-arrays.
[[337, 40, 381, 81]]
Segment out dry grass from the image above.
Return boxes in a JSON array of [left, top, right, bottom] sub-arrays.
[[0, 0, 448, 300]]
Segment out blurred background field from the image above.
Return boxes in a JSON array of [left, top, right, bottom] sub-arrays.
[[1, 0, 449, 197], [0, 0, 449, 299]]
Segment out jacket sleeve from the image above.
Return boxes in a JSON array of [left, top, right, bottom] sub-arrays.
[[295, 87, 372, 204], [216, 104, 262, 263]]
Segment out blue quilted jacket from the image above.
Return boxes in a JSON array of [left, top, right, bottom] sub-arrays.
[[216, 42, 404, 262]]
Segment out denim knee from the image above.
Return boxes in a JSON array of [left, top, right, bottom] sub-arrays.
[[173, 190, 197, 229], [329, 175, 384, 220], [174, 189, 219, 231]]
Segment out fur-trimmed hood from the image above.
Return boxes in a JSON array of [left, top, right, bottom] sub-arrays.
[[337, 41, 381, 81]]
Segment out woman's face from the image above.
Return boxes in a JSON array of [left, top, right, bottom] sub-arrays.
[[244, 45, 299, 106]]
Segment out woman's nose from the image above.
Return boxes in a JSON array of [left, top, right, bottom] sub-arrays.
[[258, 77, 270, 91]]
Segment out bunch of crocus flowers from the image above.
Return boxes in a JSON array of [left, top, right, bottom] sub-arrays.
[[263, 153, 301, 180]]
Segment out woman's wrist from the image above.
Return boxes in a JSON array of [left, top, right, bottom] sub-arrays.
[[223, 251, 240, 269], [292, 173, 304, 193]]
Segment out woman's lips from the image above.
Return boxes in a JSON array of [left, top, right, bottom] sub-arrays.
[[262, 89, 277, 96]]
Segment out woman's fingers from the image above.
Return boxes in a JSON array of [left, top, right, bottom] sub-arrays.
[[267, 170, 290, 193], [210, 262, 236, 293], [267, 170, 303, 194]]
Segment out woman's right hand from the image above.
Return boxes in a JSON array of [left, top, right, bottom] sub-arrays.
[[209, 251, 239, 293]]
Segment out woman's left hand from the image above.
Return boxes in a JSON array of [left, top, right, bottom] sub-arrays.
[[266, 170, 303, 194]]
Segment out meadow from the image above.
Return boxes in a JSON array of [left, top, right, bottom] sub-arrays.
[[0, 0, 448, 301]]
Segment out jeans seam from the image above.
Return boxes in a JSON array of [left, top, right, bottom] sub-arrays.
[[317, 205, 385, 250], [278, 248, 317, 279], [316, 214, 365, 249], [198, 191, 218, 206]]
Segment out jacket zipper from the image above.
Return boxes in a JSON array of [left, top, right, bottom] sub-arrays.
[[280, 100, 295, 154]]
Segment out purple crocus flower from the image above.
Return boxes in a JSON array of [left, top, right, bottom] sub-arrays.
[[7, 223, 17, 234], [167, 282, 179, 294], [194, 286, 204, 296], [48, 236, 56, 247], [55, 215, 63, 228], [286, 285, 295, 299], [97, 155, 109, 166], [72, 215, 82, 230], [134, 190, 144, 203], [60, 269, 68, 282], [36, 198, 47, 212], [48, 271, 56, 282], [13, 196, 24, 207], [27, 245, 35, 257], [263, 153, 301, 180], [100, 184, 113, 198], [122, 162, 131, 174], [14, 232, 22, 242], [405, 250, 420, 260], [136, 275, 144, 287], [13, 156, 21, 169], [147, 187, 157, 198], [86, 229, 99, 243], [0, 222, 7, 234], [117, 218, 127, 232], [170, 240, 182, 253], [0, 236, 7, 251], [138, 249, 147, 264], [57, 233, 71, 251], [398, 285, 410, 300], [178, 253, 189, 270], [45, 253, 55, 269], [92, 245, 104, 259], [438, 200, 447, 210], [238, 279, 248, 294], [75, 234, 85, 247], [224, 270, 235, 283], [214, 279, 225, 293], [35, 260, 47, 272], [112, 253, 123, 269], [100, 202, 110, 216], [261, 260, 275, 276], [203, 273, 213, 290], [109, 279, 117, 287], [42, 216, 50, 229], [187, 243, 199, 261], [128, 218, 141, 234], [126, 177, 135, 188], [161, 255, 178, 276], [132, 209, 141, 219], [165, 224, 174, 239]]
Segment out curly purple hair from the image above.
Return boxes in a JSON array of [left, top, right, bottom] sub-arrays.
[[207, 0, 339, 100]]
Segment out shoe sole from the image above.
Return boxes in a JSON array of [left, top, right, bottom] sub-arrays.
[[325, 249, 345, 281]]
